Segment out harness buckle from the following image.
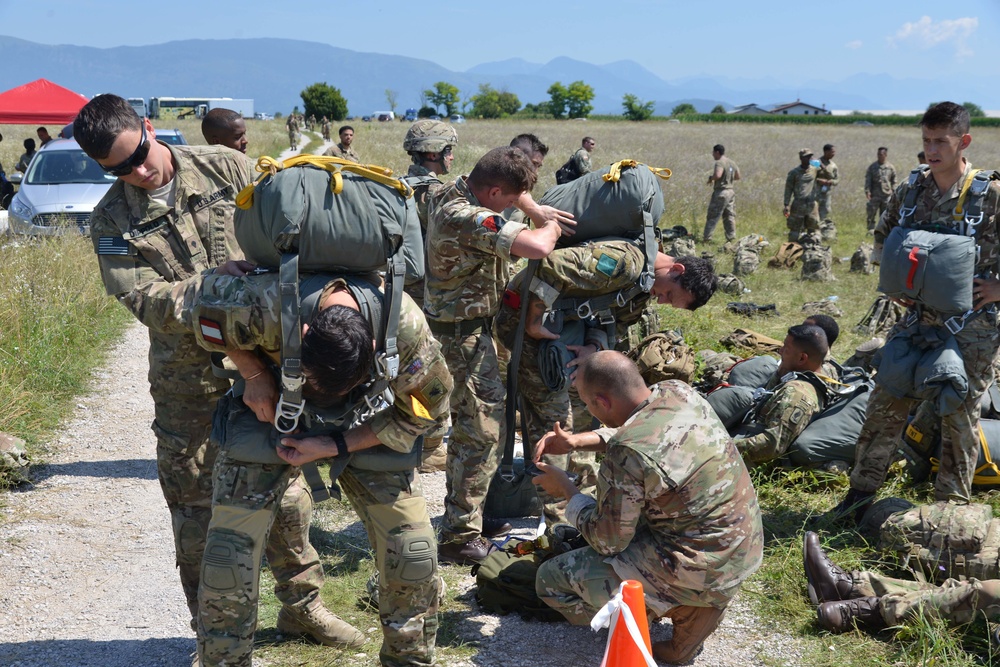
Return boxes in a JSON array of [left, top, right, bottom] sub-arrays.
[[615, 290, 628, 308], [274, 395, 306, 434], [576, 300, 593, 319], [597, 309, 615, 326], [638, 271, 655, 293], [377, 352, 400, 381], [899, 205, 917, 222], [944, 313, 968, 335]]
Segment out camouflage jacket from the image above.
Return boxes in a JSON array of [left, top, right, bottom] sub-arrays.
[[323, 142, 360, 163], [89, 143, 255, 396], [712, 156, 739, 191], [875, 161, 1000, 279], [817, 158, 839, 189], [865, 161, 897, 198], [567, 381, 764, 611], [160, 272, 452, 451], [423, 176, 527, 322], [784, 164, 818, 207], [572, 147, 592, 176], [405, 163, 444, 232], [734, 371, 825, 464], [495, 239, 651, 351]]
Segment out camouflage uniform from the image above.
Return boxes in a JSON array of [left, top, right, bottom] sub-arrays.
[[849, 571, 1000, 628], [733, 371, 824, 465], [851, 162, 1000, 502], [865, 160, 897, 231], [536, 381, 764, 623], [704, 155, 739, 242], [15, 150, 35, 173], [324, 142, 361, 163], [816, 157, 839, 221], [159, 271, 450, 667], [784, 164, 820, 241], [88, 144, 326, 627], [572, 147, 592, 176], [424, 176, 528, 544], [495, 239, 652, 523], [402, 164, 445, 310], [286, 116, 300, 151], [321, 118, 331, 141]]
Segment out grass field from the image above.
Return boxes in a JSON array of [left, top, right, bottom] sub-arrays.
[[5, 116, 1000, 665]]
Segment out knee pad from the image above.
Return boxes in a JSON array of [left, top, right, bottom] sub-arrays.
[[367, 497, 437, 587], [174, 506, 213, 567]]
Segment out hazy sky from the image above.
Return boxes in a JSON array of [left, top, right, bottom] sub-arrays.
[[5, 1, 998, 84]]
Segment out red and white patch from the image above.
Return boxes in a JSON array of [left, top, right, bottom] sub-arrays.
[[199, 317, 225, 345], [476, 212, 499, 233]]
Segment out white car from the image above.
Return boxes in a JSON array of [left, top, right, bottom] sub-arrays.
[[7, 139, 116, 237]]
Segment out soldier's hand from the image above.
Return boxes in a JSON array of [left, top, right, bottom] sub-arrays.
[[243, 373, 278, 423], [529, 204, 576, 236], [277, 434, 335, 466], [216, 260, 256, 277], [973, 277, 1000, 309], [531, 461, 577, 499], [566, 344, 598, 381], [782, 205, 790, 218], [535, 422, 575, 460]]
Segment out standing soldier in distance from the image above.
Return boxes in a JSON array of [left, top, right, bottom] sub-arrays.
[[324, 125, 360, 162], [574, 136, 595, 176], [321, 116, 331, 141], [815, 143, 839, 221], [864, 146, 897, 232], [703, 143, 740, 243], [783, 148, 820, 242], [286, 113, 300, 151]]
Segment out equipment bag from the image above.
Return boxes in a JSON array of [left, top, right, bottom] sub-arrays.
[[904, 411, 1000, 487], [851, 243, 875, 275], [555, 158, 581, 185], [878, 226, 976, 315], [799, 233, 834, 282], [733, 234, 769, 276], [879, 501, 1000, 583], [720, 328, 783, 354], [767, 242, 804, 269], [483, 457, 542, 519], [627, 330, 696, 385], [785, 368, 873, 467], [855, 294, 905, 338]]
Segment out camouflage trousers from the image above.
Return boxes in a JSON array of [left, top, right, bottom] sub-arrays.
[[438, 329, 506, 543], [850, 312, 1000, 501], [786, 199, 820, 241], [152, 393, 322, 624], [815, 188, 834, 222], [198, 457, 439, 667], [536, 546, 735, 626], [704, 189, 736, 242], [854, 571, 1000, 627], [867, 196, 891, 230]]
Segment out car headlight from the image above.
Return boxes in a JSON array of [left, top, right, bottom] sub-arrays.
[[9, 197, 32, 220]]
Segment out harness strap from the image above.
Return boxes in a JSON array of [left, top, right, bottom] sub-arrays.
[[501, 260, 539, 482], [275, 253, 306, 434]]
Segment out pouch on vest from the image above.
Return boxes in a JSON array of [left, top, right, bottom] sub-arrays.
[[878, 226, 976, 315]]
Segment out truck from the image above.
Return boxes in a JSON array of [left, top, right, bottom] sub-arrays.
[[149, 97, 255, 120], [127, 97, 147, 118]]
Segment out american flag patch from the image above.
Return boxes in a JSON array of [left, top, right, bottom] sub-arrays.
[[97, 236, 131, 255], [199, 318, 225, 345]]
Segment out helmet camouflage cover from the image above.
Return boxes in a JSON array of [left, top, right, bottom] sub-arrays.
[[404, 119, 458, 154]]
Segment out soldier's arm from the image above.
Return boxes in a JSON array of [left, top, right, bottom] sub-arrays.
[[864, 165, 873, 197], [873, 184, 905, 257], [733, 383, 818, 464], [829, 164, 838, 187], [709, 162, 724, 183], [732, 162, 741, 181], [513, 191, 576, 235], [889, 166, 897, 190], [783, 171, 794, 208], [510, 222, 562, 260], [570, 444, 646, 556]]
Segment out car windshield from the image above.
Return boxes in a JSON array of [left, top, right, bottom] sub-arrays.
[[24, 149, 115, 185], [157, 132, 186, 145]]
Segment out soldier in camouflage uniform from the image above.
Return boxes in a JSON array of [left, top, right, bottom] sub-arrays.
[[815, 144, 839, 221], [704, 143, 741, 243], [533, 352, 764, 664], [323, 125, 360, 162], [572, 136, 595, 176], [200, 107, 248, 154], [286, 114, 300, 151], [424, 146, 567, 564], [864, 146, 897, 231], [74, 94, 350, 654], [783, 148, 820, 242], [494, 242, 717, 524], [155, 270, 451, 667], [321, 116, 331, 141], [826, 103, 1000, 524], [733, 324, 831, 464]]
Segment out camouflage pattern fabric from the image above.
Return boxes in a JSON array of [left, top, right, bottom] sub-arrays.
[[323, 142, 361, 163], [865, 161, 897, 230], [820, 218, 837, 242], [536, 381, 764, 622], [767, 242, 803, 269], [851, 571, 1000, 628], [799, 232, 835, 282], [0, 432, 29, 482], [733, 234, 769, 276], [852, 162, 1000, 502], [801, 300, 843, 318], [663, 235, 697, 258], [716, 273, 746, 295], [572, 147, 592, 176], [286, 116, 300, 150], [402, 164, 445, 310], [855, 295, 905, 338], [704, 156, 738, 243], [89, 145, 324, 623], [851, 243, 876, 274], [321, 119, 331, 141], [696, 350, 741, 390], [733, 372, 824, 464], [627, 331, 697, 385], [816, 158, 839, 221], [784, 164, 820, 241], [720, 328, 783, 354]]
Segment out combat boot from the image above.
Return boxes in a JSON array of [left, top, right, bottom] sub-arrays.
[[817, 596, 885, 633], [276, 598, 366, 648], [652, 605, 726, 664], [438, 536, 490, 565], [811, 488, 875, 529], [803, 531, 858, 604], [482, 516, 512, 538]]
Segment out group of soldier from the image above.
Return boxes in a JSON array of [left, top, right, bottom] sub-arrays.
[[61, 91, 1000, 666]]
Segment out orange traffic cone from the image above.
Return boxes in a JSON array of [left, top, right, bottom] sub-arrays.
[[594, 580, 655, 667]]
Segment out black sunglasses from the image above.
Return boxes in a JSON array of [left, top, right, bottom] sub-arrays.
[[100, 123, 150, 177]]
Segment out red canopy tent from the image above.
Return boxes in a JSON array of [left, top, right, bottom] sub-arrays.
[[0, 78, 88, 124]]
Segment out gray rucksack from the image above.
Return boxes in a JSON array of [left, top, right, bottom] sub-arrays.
[[799, 233, 834, 282], [733, 234, 769, 276], [851, 243, 875, 274]]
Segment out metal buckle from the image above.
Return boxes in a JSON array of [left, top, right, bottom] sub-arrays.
[[899, 205, 916, 222], [597, 309, 615, 326], [615, 291, 628, 308], [274, 395, 306, 434], [964, 211, 984, 235], [638, 271, 655, 293], [576, 300, 593, 319], [377, 352, 400, 381], [499, 463, 515, 483], [944, 314, 966, 335]]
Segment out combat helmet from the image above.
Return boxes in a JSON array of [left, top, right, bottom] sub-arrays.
[[404, 119, 458, 155]]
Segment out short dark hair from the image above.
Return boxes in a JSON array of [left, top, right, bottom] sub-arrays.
[[877, 146, 888, 154], [578, 350, 646, 398], [338, 125, 354, 135], [37, 127, 48, 135], [301, 305, 375, 404], [74, 94, 142, 159], [673, 255, 718, 311], [786, 324, 828, 361], [823, 143, 834, 152], [468, 146, 537, 194], [201, 108, 242, 142], [713, 144, 725, 155], [921, 101, 970, 136], [918, 151, 926, 162], [803, 313, 839, 347], [510, 133, 548, 158], [582, 136, 595, 145], [23, 138, 35, 151]]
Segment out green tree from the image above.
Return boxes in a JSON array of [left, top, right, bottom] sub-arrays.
[[566, 80, 595, 119], [963, 101, 986, 118], [469, 84, 521, 119], [423, 81, 460, 116], [385, 89, 398, 114], [710, 104, 726, 114], [547, 82, 568, 119], [622, 93, 655, 121], [417, 106, 437, 118], [671, 102, 697, 116], [299, 83, 348, 121]]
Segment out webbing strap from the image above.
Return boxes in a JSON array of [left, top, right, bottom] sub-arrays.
[[905, 246, 921, 290], [301, 460, 335, 503], [377, 254, 405, 384], [500, 260, 539, 482], [236, 155, 413, 209], [953, 168, 982, 220], [275, 254, 305, 434]]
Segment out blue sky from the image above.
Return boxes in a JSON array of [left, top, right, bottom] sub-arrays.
[[4, 1, 998, 85]]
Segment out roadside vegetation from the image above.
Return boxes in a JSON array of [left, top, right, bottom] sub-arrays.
[[5, 117, 1000, 665]]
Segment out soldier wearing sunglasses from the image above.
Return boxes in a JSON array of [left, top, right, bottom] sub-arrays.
[[73, 94, 361, 665]]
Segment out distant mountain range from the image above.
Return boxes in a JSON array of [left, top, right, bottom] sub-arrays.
[[0, 36, 993, 117]]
